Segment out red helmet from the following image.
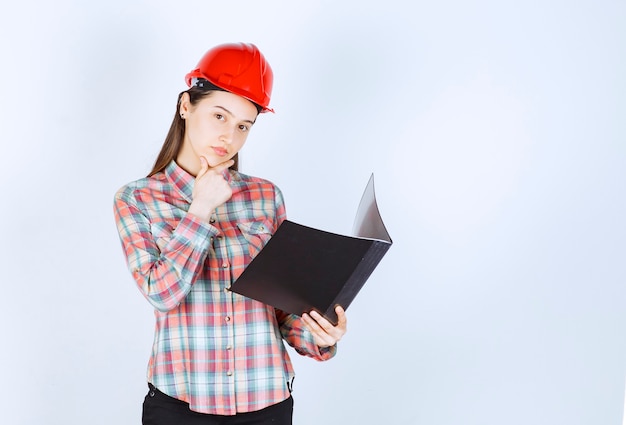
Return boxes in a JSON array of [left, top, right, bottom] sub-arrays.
[[185, 43, 274, 113]]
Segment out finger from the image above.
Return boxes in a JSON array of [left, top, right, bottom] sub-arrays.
[[208, 159, 235, 175], [307, 312, 343, 344], [197, 156, 209, 178], [335, 305, 347, 329], [301, 314, 334, 346], [301, 313, 324, 335], [309, 311, 335, 332]]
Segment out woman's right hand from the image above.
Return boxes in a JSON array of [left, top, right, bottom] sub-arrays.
[[187, 156, 234, 223]]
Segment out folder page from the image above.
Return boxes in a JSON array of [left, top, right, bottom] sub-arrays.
[[229, 174, 392, 325]]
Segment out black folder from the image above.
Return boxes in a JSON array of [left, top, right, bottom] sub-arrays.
[[229, 174, 392, 325]]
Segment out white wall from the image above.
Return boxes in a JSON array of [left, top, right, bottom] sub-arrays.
[[1, 1, 624, 424]]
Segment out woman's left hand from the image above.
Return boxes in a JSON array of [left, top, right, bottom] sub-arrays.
[[301, 305, 348, 348]]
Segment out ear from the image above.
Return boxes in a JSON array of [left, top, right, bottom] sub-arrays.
[[179, 92, 191, 117]]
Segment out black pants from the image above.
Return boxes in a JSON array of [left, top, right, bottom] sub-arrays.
[[142, 384, 293, 425]]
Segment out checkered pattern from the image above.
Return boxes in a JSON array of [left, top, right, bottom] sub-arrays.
[[114, 161, 336, 415]]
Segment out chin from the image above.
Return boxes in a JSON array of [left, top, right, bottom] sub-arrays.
[[205, 155, 233, 168]]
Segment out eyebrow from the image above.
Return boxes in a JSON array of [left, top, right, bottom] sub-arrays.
[[214, 105, 256, 125]]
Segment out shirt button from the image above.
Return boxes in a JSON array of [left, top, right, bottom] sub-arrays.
[[226, 371, 233, 376], [222, 262, 229, 268], [226, 345, 232, 350], [209, 218, 216, 224], [259, 226, 265, 231], [225, 316, 231, 322]]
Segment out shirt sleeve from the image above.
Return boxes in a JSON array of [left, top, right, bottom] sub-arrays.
[[113, 186, 217, 312], [273, 184, 287, 228]]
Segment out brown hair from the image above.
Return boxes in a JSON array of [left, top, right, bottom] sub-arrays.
[[147, 82, 261, 177]]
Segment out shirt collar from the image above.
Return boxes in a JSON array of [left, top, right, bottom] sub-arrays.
[[164, 160, 238, 203], [164, 160, 195, 203]]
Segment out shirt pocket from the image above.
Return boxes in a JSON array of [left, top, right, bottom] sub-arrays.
[[236, 219, 274, 259]]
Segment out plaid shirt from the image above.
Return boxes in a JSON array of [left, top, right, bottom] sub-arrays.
[[113, 160, 335, 415]]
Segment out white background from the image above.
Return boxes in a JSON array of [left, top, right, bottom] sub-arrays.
[[1, 1, 624, 424]]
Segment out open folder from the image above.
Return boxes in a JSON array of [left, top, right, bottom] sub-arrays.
[[229, 174, 392, 325]]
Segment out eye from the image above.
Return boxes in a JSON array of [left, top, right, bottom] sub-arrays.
[[238, 124, 250, 132], [215, 113, 225, 121]]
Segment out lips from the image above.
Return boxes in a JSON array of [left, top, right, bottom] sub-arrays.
[[212, 146, 228, 156]]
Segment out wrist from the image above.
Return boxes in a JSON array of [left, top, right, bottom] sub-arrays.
[[187, 204, 213, 223]]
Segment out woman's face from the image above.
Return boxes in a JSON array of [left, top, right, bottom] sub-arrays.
[[177, 90, 258, 175]]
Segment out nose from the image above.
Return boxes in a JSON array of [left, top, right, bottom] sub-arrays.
[[220, 126, 237, 144]]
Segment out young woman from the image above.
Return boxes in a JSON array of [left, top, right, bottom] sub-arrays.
[[113, 43, 348, 424]]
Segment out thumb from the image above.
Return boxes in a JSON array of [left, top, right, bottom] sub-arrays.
[[335, 305, 347, 328]]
